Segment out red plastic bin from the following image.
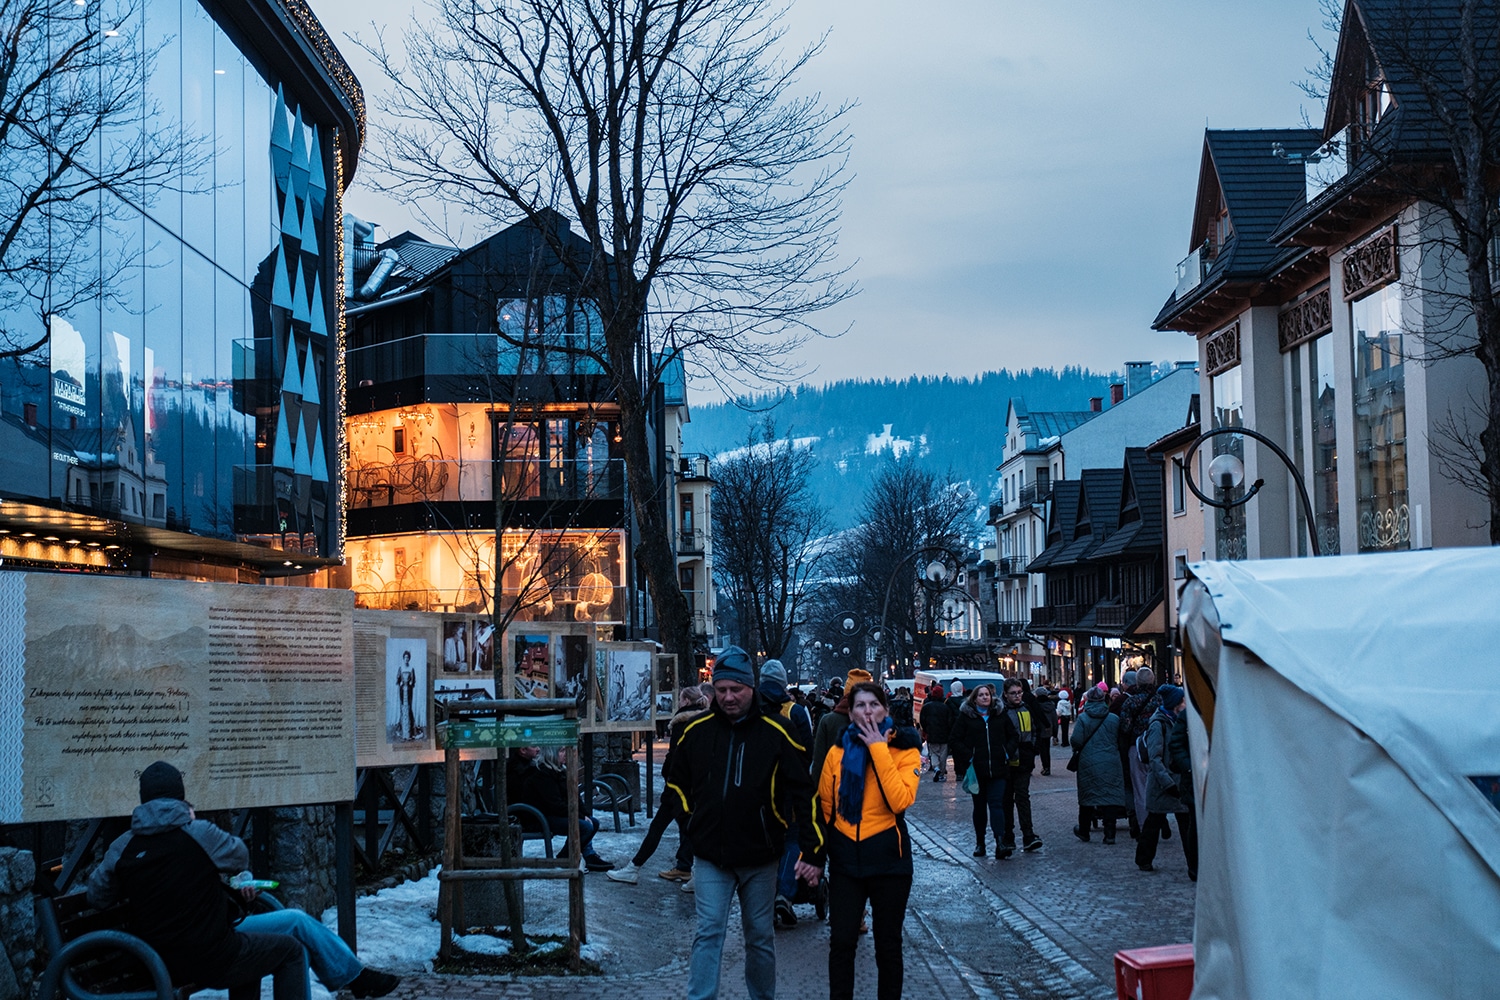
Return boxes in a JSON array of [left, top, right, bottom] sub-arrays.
[[1114, 943, 1194, 1000]]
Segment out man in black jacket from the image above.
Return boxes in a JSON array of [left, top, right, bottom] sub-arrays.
[[665, 646, 825, 1000], [87, 762, 398, 1000], [919, 682, 953, 782]]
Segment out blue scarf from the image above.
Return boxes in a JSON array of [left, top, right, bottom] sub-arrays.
[[837, 718, 894, 825]]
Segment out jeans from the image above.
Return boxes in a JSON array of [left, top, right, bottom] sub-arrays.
[[630, 795, 693, 871], [776, 824, 801, 899], [828, 872, 911, 1000], [238, 909, 363, 990], [1136, 809, 1198, 876], [207, 931, 308, 1000], [1056, 717, 1071, 745], [970, 776, 1007, 849], [1036, 738, 1051, 772], [926, 742, 949, 776], [687, 859, 777, 1000], [545, 815, 599, 857], [1002, 757, 1035, 845]]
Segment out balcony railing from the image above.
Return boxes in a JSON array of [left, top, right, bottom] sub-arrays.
[[347, 457, 624, 508], [1030, 603, 1077, 628], [1175, 241, 1211, 298], [1095, 603, 1137, 629], [1018, 482, 1048, 506], [677, 527, 706, 554], [1304, 127, 1349, 203], [347, 333, 607, 386], [997, 557, 1030, 577], [986, 620, 1030, 640]]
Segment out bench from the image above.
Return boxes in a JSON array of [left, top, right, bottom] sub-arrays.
[[36, 890, 284, 1000]]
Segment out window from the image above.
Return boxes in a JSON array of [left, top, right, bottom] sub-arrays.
[[680, 493, 694, 535], [24, 402, 36, 426], [393, 427, 405, 454], [1290, 343, 1307, 555], [1174, 552, 1189, 580], [680, 565, 695, 606], [1351, 283, 1407, 551], [1172, 456, 1185, 514]]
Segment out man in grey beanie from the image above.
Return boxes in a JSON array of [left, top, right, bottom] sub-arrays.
[[666, 646, 825, 999]]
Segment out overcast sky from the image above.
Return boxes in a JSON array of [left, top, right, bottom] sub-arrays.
[[319, 0, 1335, 388]]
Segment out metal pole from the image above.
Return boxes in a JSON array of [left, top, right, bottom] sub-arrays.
[[1177, 426, 1321, 557]]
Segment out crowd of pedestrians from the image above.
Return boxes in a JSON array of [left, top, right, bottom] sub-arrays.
[[598, 652, 1196, 999]]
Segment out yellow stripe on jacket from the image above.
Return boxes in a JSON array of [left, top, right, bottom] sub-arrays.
[[817, 736, 921, 842]]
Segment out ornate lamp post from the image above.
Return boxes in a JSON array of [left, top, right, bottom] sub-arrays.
[[876, 545, 962, 681], [1176, 426, 1321, 557]]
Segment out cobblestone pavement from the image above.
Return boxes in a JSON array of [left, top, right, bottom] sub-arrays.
[[387, 743, 1195, 999]]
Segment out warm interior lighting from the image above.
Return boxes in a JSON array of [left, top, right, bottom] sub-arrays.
[[43, 536, 60, 542], [19, 532, 35, 538]]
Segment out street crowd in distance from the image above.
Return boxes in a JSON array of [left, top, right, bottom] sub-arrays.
[[590, 649, 1199, 999]]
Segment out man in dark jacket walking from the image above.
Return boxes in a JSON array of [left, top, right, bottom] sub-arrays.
[[919, 682, 954, 782], [666, 647, 825, 1000], [1000, 679, 1043, 852]]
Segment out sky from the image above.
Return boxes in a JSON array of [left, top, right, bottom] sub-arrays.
[[316, 0, 1336, 389]]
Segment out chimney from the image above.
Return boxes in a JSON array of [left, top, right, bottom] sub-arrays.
[[1110, 383, 1125, 406], [1124, 361, 1152, 397], [1089, 397, 1103, 412]]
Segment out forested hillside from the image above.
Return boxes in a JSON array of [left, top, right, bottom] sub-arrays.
[[684, 367, 1123, 530]]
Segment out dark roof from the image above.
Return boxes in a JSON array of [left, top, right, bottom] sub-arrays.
[[1026, 480, 1082, 572], [1026, 411, 1095, 439], [382, 233, 460, 280], [1091, 449, 1165, 560], [1153, 129, 1322, 330], [1274, 0, 1500, 245]]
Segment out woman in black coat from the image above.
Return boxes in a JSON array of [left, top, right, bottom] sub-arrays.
[[948, 684, 1019, 859]]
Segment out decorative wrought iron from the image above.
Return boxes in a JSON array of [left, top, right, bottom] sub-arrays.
[[1359, 503, 1410, 550], [1342, 226, 1399, 301], [1279, 287, 1332, 353], [1205, 322, 1241, 377]]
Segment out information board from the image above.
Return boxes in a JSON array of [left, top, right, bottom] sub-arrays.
[[0, 572, 355, 823], [438, 717, 578, 749]]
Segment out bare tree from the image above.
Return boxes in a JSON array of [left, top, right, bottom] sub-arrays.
[[0, 0, 191, 358], [833, 463, 974, 677], [711, 421, 826, 659], [355, 0, 853, 661], [1301, 0, 1500, 539]]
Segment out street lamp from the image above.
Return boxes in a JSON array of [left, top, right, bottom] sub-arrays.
[[877, 545, 962, 682], [1176, 426, 1321, 557]]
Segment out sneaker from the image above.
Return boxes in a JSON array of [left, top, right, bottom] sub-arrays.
[[348, 969, 400, 999], [658, 867, 692, 882], [1023, 836, 1043, 852], [606, 862, 639, 884], [681, 876, 695, 893], [774, 895, 797, 927], [584, 854, 614, 872], [1072, 825, 1090, 843]]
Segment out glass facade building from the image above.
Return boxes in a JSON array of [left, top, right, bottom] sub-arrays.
[[0, 0, 361, 577]]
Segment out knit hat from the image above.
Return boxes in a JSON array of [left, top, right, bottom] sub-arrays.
[[760, 660, 788, 686], [758, 659, 789, 701], [1058, 690, 1070, 701], [845, 668, 873, 689], [950, 681, 964, 696], [139, 761, 186, 803], [1122, 669, 1138, 687], [712, 645, 755, 687], [1158, 684, 1186, 711]]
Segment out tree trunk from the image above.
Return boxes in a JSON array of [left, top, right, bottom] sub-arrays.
[[614, 364, 695, 664]]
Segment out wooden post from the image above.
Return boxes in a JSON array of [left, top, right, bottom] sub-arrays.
[[645, 737, 654, 819], [334, 802, 356, 951], [566, 736, 583, 969], [438, 743, 461, 963]]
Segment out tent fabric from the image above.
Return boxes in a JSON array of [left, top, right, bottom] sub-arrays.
[[1180, 549, 1500, 999]]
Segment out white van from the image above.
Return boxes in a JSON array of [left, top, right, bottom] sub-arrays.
[[911, 669, 1008, 720]]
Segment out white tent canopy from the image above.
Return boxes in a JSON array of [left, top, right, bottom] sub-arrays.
[[1179, 548, 1500, 999]]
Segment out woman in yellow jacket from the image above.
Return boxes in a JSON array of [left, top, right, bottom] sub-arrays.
[[817, 681, 922, 1000]]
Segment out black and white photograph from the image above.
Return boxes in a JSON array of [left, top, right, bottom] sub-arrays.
[[557, 634, 589, 700], [605, 648, 653, 726], [473, 620, 496, 673], [384, 637, 427, 746], [433, 674, 495, 708], [442, 620, 471, 672]]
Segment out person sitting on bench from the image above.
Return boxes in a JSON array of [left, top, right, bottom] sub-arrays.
[[87, 761, 400, 1000]]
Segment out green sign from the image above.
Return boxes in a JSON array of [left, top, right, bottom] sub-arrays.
[[439, 718, 579, 749]]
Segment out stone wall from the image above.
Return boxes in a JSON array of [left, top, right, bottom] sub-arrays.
[[266, 806, 336, 916], [0, 848, 35, 1000]]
